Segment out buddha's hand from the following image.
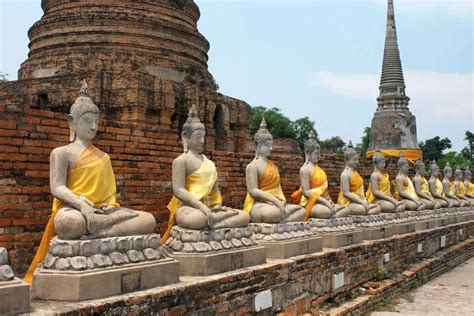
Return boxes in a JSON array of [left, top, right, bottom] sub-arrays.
[[80, 203, 96, 234], [275, 200, 286, 215], [211, 205, 223, 212], [198, 205, 211, 217]]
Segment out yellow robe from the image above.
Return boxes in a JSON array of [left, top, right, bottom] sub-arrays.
[[161, 156, 222, 244], [366, 172, 391, 203], [24, 145, 119, 283], [467, 181, 474, 195], [448, 180, 455, 196], [435, 178, 445, 197], [420, 177, 432, 198], [291, 165, 330, 220], [337, 170, 365, 206], [394, 176, 418, 201], [244, 160, 286, 213]]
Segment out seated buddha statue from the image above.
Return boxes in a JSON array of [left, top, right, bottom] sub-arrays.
[[442, 163, 461, 207], [412, 159, 437, 209], [365, 150, 405, 213], [337, 141, 381, 216], [453, 166, 471, 206], [464, 169, 474, 200], [428, 160, 450, 208], [291, 132, 347, 219], [161, 105, 249, 243], [394, 155, 426, 211], [24, 81, 156, 283], [244, 119, 307, 223]]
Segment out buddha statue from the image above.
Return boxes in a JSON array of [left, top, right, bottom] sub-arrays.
[[442, 162, 461, 207], [337, 141, 381, 215], [365, 150, 405, 213], [291, 132, 347, 219], [161, 105, 250, 242], [464, 169, 474, 200], [453, 166, 471, 206], [24, 81, 156, 283], [412, 159, 438, 209], [428, 160, 450, 208], [244, 119, 307, 223], [394, 155, 426, 211]]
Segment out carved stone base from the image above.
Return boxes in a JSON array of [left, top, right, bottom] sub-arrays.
[[32, 259, 179, 301], [352, 214, 398, 240], [0, 278, 30, 314], [362, 226, 399, 240], [308, 218, 363, 248], [163, 226, 266, 275], [165, 246, 266, 276], [258, 236, 322, 259]]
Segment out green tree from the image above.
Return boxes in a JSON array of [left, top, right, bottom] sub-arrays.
[[419, 136, 452, 164], [438, 152, 470, 169], [0, 72, 8, 81], [320, 136, 346, 154], [462, 131, 474, 163], [293, 116, 318, 151], [250, 106, 296, 139], [355, 127, 371, 158]]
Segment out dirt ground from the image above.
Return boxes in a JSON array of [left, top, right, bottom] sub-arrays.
[[371, 257, 474, 315]]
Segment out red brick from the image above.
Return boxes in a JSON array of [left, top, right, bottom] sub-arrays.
[[37, 125, 67, 135], [0, 219, 12, 227], [106, 127, 131, 135], [0, 129, 28, 137], [0, 121, 16, 129], [40, 119, 59, 126]]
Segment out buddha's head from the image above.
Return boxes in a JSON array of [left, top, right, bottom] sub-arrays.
[[464, 169, 472, 181], [304, 131, 320, 164], [68, 80, 100, 143], [372, 150, 385, 171], [443, 162, 452, 179], [454, 166, 463, 180], [397, 155, 409, 174], [415, 159, 425, 176], [254, 118, 273, 159], [181, 104, 205, 154], [430, 160, 440, 178], [344, 141, 358, 169]]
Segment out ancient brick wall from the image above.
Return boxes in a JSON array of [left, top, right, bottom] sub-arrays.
[[0, 104, 404, 274]]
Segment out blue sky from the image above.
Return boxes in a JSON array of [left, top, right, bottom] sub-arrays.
[[1, 0, 472, 151]]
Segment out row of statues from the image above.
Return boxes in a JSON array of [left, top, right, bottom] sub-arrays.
[[24, 83, 474, 282]]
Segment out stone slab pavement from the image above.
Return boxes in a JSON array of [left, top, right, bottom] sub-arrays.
[[372, 257, 474, 315]]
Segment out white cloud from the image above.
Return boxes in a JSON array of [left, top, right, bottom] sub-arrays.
[[310, 70, 473, 121], [374, 0, 473, 19]]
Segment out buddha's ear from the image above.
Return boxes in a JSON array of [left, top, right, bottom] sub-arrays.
[[304, 153, 309, 164], [67, 114, 75, 142], [181, 131, 188, 153]]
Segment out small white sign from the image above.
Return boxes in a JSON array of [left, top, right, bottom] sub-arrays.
[[417, 243, 423, 253], [440, 235, 446, 248], [332, 272, 345, 290], [254, 289, 272, 312], [459, 229, 463, 235], [384, 253, 390, 263]]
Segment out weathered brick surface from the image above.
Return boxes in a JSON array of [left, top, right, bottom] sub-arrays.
[[27, 221, 474, 315]]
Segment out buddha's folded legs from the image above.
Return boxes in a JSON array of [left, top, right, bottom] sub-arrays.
[[402, 200, 418, 211], [375, 200, 396, 213], [54, 207, 155, 240], [310, 204, 333, 219], [209, 209, 250, 229], [448, 199, 459, 207], [434, 199, 447, 209], [281, 204, 306, 222], [249, 202, 282, 223], [419, 198, 435, 210], [175, 206, 208, 230]]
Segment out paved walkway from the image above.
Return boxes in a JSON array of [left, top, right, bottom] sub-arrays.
[[372, 257, 474, 316]]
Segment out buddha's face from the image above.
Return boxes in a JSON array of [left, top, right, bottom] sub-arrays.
[[465, 171, 472, 181], [444, 169, 452, 178], [347, 154, 359, 169], [258, 139, 273, 158], [400, 163, 409, 174], [454, 170, 462, 180], [431, 167, 439, 177], [416, 164, 425, 176], [187, 129, 205, 153], [74, 112, 99, 141], [375, 158, 385, 171], [308, 148, 320, 164]]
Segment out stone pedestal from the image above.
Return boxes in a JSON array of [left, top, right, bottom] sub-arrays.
[[309, 218, 363, 248], [362, 225, 398, 240], [164, 226, 266, 275], [0, 278, 30, 314], [352, 214, 398, 240], [251, 222, 322, 259], [32, 234, 179, 301]]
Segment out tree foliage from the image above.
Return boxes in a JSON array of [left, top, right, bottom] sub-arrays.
[[0, 72, 8, 81], [320, 136, 346, 154], [419, 136, 452, 164], [355, 127, 371, 158]]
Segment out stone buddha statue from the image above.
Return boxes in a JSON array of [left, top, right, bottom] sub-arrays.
[[428, 160, 450, 208], [291, 132, 346, 219], [337, 141, 381, 215], [412, 159, 437, 209], [442, 162, 461, 207], [244, 119, 307, 223], [464, 169, 474, 200], [24, 81, 156, 282], [161, 105, 250, 243], [394, 155, 426, 211], [453, 166, 471, 206], [365, 150, 405, 213]]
